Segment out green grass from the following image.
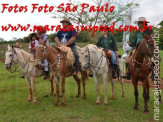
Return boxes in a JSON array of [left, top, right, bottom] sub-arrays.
[[0, 61, 163, 121]]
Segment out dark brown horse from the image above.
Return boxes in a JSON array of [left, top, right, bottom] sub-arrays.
[[35, 41, 87, 107], [128, 34, 155, 113]]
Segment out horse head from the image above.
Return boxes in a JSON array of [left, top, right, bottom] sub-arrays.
[[5, 45, 17, 70], [80, 45, 91, 70], [139, 33, 155, 57], [34, 40, 48, 68]]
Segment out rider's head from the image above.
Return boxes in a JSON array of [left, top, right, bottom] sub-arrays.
[[29, 33, 37, 41], [137, 17, 149, 29], [60, 18, 72, 28]]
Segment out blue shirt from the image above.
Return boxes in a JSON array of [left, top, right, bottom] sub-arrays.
[[56, 29, 77, 46]]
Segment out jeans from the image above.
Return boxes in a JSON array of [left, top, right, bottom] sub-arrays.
[[44, 59, 49, 71], [69, 45, 79, 72], [110, 51, 117, 65]]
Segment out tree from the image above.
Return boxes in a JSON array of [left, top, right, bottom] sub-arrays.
[[52, 0, 140, 42]]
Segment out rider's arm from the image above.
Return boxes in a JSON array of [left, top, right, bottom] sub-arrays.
[[65, 37, 76, 46], [96, 37, 103, 48], [55, 37, 62, 46]]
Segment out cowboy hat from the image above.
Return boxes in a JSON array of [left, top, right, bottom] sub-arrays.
[[60, 18, 72, 25], [136, 17, 150, 23]]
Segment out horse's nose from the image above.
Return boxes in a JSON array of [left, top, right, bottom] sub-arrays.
[[5, 64, 11, 70]]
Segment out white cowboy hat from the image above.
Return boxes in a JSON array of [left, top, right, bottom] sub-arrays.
[[136, 17, 150, 23]]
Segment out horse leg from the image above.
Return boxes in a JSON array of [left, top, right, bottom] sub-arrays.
[[61, 76, 66, 107], [81, 71, 87, 99], [132, 78, 139, 110], [109, 74, 114, 99], [93, 75, 100, 104], [103, 74, 108, 105], [30, 76, 37, 103], [120, 74, 125, 97], [73, 75, 81, 98], [54, 76, 60, 106], [25, 76, 32, 101], [143, 79, 149, 113], [50, 79, 54, 95], [49, 74, 54, 94]]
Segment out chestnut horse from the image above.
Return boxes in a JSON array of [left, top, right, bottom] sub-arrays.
[[35, 41, 87, 107], [128, 34, 155, 113]]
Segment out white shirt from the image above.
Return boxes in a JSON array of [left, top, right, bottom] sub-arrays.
[[29, 40, 39, 49]]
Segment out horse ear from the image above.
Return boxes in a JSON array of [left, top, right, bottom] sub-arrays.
[[43, 38, 48, 46], [8, 45, 12, 50], [143, 33, 149, 40]]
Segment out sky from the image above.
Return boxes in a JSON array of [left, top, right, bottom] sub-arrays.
[[0, 0, 162, 41]]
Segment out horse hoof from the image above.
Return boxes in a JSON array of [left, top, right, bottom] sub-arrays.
[[76, 95, 80, 98], [27, 98, 32, 101], [62, 103, 66, 107], [96, 101, 100, 104], [54, 103, 58, 106], [83, 96, 86, 99], [144, 109, 149, 113], [103, 102, 108, 105], [122, 95, 125, 98], [33, 99, 37, 103], [111, 97, 114, 100], [133, 107, 138, 110], [50, 92, 54, 95]]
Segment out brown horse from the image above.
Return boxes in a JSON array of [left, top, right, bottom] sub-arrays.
[[34, 41, 87, 107], [128, 34, 155, 113]]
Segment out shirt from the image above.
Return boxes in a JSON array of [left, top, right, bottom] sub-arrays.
[[97, 33, 118, 51], [29, 40, 38, 50], [56, 29, 77, 46]]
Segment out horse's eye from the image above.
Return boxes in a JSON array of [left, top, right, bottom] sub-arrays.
[[9, 54, 12, 57], [85, 55, 88, 58], [41, 49, 44, 52]]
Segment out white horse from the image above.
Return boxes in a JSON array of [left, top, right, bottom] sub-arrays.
[[5, 45, 48, 103], [80, 44, 124, 105]]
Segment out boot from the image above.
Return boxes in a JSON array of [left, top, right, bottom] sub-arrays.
[[43, 71, 50, 80], [19, 75, 25, 79], [112, 64, 118, 79]]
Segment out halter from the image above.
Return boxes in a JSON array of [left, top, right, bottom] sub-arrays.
[[81, 46, 106, 75]]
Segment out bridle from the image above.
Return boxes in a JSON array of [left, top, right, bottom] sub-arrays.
[[131, 38, 154, 71], [81, 46, 106, 74], [35, 44, 61, 69], [5, 48, 32, 75]]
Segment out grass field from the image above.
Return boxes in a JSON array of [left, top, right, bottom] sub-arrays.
[[0, 43, 163, 121]]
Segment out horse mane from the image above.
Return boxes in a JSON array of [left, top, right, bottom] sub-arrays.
[[88, 44, 103, 54], [51, 45, 62, 52]]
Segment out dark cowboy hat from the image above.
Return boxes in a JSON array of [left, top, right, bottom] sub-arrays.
[[28, 33, 37, 40], [60, 18, 72, 25], [136, 17, 150, 23], [36, 25, 47, 34]]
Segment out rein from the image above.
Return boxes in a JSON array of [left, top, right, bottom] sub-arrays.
[[82, 46, 106, 75]]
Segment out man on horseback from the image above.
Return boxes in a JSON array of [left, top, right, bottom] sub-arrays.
[[96, 29, 119, 79], [55, 18, 79, 76], [122, 17, 154, 80], [37, 26, 50, 80]]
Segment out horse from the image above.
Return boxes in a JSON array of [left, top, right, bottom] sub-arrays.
[[128, 34, 155, 113], [34, 41, 88, 107], [80, 44, 124, 105], [4, 45, 54, 103]]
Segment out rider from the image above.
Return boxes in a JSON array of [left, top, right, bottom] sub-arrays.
[[29, 33, 39, 53], [55, 18, 79, 76], [96, 29, 119, 79], [122, 17, 154, 80], [37, 26, 50, 80]]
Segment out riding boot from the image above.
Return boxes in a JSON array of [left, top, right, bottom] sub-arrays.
[[43, 71, 50, 80], [112, 64, 118, 79], [121, 63, 131, 80], [19, 75, 25, 79]]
